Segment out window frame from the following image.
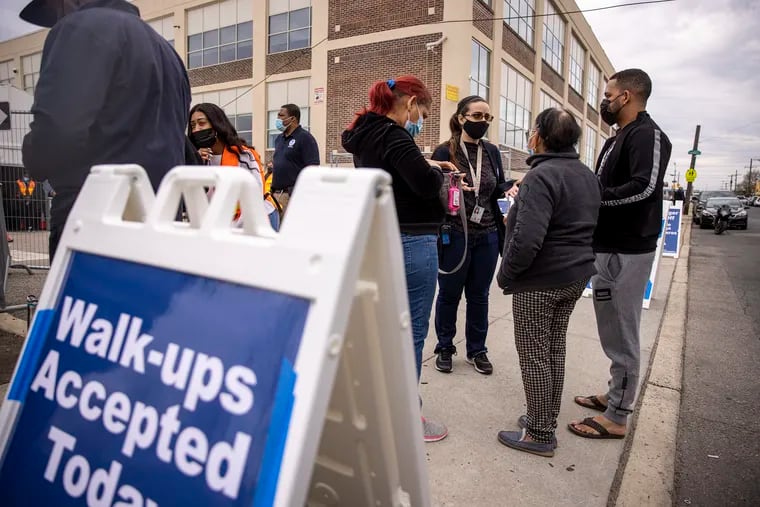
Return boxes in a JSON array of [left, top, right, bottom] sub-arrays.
[[504, 0, 535, 47], [585, 126, 597, 168], [21, 52, 41, 94], [268, 5, 312, 54], [470, 39, 491, 100], [587, 63, 601, 109], [542, 1, 565, 75], [187, 1, 253, 70], [499, 62, 533, 151], [569, 35, 585, 94]]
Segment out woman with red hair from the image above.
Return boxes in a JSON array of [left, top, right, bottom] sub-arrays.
[[342, 75, 457, 443]]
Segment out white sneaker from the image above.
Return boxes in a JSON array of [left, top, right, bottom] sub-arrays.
[[422, 417, 448, 443]]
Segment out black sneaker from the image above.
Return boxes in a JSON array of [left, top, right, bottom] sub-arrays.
[[466, 352, 493, 375], [435, 349, 455, 373]]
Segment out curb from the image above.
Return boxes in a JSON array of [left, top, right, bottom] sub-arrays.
[[0, 313, 27, 338], [611, 220, 691, 506]]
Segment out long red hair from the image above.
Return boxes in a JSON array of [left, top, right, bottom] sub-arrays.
[[348, 75, 432, 129]]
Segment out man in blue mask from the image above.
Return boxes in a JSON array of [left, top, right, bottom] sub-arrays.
[[271, 104, 320, 217], [19, 0, 190, 261]]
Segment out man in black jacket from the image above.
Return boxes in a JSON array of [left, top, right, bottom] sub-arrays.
[[20, 0, 191, 260], [569, 69, 672, 440]]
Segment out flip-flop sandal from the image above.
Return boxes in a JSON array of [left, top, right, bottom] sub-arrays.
[[574, 395, 608, 412], [567, 417, 625, 440]]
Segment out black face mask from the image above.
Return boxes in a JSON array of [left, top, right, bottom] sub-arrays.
[[600, 95, 623, 126], [462, 120, 490, 140], [191, 128, 216, 148]]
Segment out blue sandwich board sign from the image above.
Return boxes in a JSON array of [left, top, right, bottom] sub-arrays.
[[0, 164, 431, 507]]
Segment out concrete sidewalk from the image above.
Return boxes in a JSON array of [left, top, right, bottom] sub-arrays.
[[420, 256, 677, 506]]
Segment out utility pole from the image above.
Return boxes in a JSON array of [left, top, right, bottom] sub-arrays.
[[734, 169, 739, 192], [729, 174, 734, 192], [683, 125, 701, 213]]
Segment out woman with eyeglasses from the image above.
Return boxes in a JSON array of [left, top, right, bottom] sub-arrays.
[[431, 95, 518, 376]]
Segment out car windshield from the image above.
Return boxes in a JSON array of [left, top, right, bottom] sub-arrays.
[[701, 191, 735, 201], [706, 198, 740, 207]]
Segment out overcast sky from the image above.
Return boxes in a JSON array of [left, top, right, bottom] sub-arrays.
[[577, 0, 760, 190], [2, 0, 759, 190]]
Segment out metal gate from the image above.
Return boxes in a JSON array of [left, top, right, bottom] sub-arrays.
[[0, 110, 51, 270]]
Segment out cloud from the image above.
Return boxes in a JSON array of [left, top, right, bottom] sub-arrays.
[[577, 0, 760, 190]]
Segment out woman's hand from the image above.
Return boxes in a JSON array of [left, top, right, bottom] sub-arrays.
[[506, 183, 520, 198], [432, 160, 458, 173], [198, 147, 213, 163]]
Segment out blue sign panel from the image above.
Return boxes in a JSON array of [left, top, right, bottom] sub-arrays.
[[663, 206, 682, 257], [0, 251, 310, 506]]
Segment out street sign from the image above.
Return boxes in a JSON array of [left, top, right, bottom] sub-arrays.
[[0, 102, 10, 130], [687, 149, 701, 156], [685, 168, 697, 183]]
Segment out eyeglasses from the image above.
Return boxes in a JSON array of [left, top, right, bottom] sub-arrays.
[[464, 112, 494, 122]]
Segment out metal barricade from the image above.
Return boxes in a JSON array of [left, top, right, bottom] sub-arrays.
[[0, 111, 51, 270]]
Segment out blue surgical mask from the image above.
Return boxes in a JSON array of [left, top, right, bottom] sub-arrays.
[[275, 118, 289, 132], [404, 106, 423, 138]]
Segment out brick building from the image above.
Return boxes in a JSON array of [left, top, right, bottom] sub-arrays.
[[0, 0, 615, 175]]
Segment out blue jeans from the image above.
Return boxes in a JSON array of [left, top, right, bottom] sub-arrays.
[[401, 233, 439, 381], [435, 229, 499, 358], [269, 210, 280, 231]]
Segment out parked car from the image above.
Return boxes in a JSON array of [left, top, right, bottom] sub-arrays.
[[694, 190, 737, 224], [753, 196, 760, 207], [699, 197, 748, 230]]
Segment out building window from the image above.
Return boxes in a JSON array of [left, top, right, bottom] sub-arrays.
[[268, 0, 311, 54], [504, 0, 535, 46], [587, 63, 600, 109], [187, 0, 253, 70], [266, 78, 310, 148], [499, 62, 532, 151], [0, 60, 13, 86], [470, 39, 490, 100], [192, 86, 253, 146], [542, 2, 565, 75], [569, 35, 585, 94], [21, 52, 41, 94], [585, 126, 597, 168], [539, 90, 561, 112], [148, 15, 175, 47]]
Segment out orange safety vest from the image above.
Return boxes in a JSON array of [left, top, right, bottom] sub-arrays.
[[220, 145, 274, 220], [17, 179, 36, 197]]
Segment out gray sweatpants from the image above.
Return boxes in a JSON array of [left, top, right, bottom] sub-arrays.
[[592, 251, 656, 425]]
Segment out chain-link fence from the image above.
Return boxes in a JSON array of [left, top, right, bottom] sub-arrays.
[[0, 111, 51, 271]]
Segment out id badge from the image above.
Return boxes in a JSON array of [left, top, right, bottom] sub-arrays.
[[470, 205, 485, 224]]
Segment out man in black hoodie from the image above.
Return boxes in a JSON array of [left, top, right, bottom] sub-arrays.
[[569, 69, 672, 440], [20, 0, 190, 260]]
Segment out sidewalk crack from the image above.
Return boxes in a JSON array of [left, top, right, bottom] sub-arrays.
[[647, 381, 681, 392]]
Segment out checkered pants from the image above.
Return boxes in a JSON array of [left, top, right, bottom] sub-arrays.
[[512, 280, 587, 443]]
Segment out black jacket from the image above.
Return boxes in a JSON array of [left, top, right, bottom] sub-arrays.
[[497, 151, 601, 294], [593, 111, 672, 253], [342, 112, 445, 234], [22, 0, 190, 198], [431, 141, 515, 251]]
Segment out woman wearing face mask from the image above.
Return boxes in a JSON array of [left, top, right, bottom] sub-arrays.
[[189, 103, 280, 230], [342, 75, 457, 443], [495, 108, 601, 457], [431, 96, 518, 376]]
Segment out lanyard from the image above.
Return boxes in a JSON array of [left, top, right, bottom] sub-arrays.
[[459, 138, 483, 199]]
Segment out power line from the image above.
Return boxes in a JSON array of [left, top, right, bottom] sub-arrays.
[[222, 0, 674, 108]]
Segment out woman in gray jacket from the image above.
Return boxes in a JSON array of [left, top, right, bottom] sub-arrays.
[[496, 108, 601, 457]]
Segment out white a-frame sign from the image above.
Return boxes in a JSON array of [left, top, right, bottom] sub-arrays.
[[0, 164, 429, 506]]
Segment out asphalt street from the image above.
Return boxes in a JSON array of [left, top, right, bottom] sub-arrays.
[[674, 206, 760, 506]]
